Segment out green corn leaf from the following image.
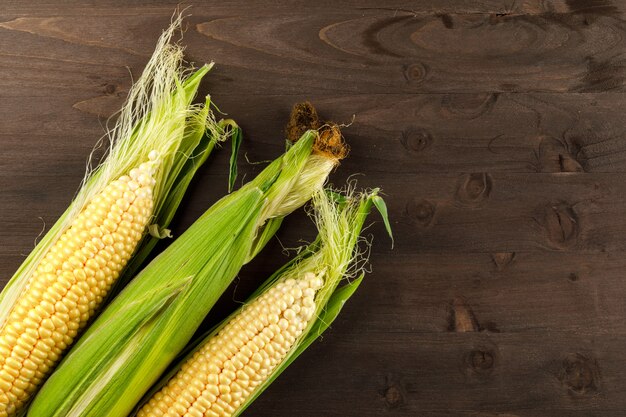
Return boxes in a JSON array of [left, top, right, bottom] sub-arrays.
[[372, 194, 394, 247], [245, 217, 284, 263], [219, 119, 243, 193]]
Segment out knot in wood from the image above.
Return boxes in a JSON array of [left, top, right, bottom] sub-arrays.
[[406, 198, 436, 228], [441, 93, 498, 119], [404, 63, 428, 84], [543, 203, 579, 249], [400, 127, 432, 154], [102, 83, 117, 95], [492, 252, 515, 271], [470, 349, 495, 371], [559, 353, 599, 395], [536, 136, 584, 173], [437, 14, 454, 29], [384, 384, 404, 408], [456, 173, 492, 207], [449, 297, 478, 332]]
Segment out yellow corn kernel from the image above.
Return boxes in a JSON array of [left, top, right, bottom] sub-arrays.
[[0, 159, 157, 415], [137, 272, 322, 417]]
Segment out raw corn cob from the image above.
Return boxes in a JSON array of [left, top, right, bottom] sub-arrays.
[[28, 126, 348, 417], [0, 16, 231, 416], [136, 188, 391, 417]]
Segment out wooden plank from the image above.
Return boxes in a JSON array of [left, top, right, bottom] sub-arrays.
[[5, 243, 625, 339], [245, 331, 626, 416], [213, 250, 626, 337], [364, 173, 626, 254], [136, 172, 626, 255], [334, 252, 626, 334], [189, 11, 626, 94], [1, 5, 626, 94], [10, 167, 626, 257], [211, 93, 626, 174], [2, 1, 626, 16], [5, 92, 626, 174]]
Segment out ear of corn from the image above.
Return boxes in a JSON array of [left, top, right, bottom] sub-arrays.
[[0, 15, 233, 416], [134, 187, 391, 417], [28, 127, 347, 417]]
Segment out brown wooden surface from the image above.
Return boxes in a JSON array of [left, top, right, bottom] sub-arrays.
[[2, 1, 626, 416]]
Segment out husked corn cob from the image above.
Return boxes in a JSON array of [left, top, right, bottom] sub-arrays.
[[135, 189, 392, 417], [0, 157, 158, 415], [138, 272, 322, 417]]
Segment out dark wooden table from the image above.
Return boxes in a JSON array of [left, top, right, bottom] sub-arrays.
[[2, 1, 626, 416]]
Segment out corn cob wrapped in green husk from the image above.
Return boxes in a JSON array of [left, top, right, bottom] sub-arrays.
[[28, 123, 348, 417], [135, 188, 391, 417], [0, 15, 232, 417]]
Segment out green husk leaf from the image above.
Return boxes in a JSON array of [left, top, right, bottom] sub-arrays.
[[147, 225, 173, 239], [245, 216, 283, 263], [27, 273, 193, 417], [220, 119, 242, 192], [327, 189, 349, 205], [372, 194, 394, 247]]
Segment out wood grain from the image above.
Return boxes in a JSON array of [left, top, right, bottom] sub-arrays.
[[2, 1, 626, 416], [1, 3, 626, 95]]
